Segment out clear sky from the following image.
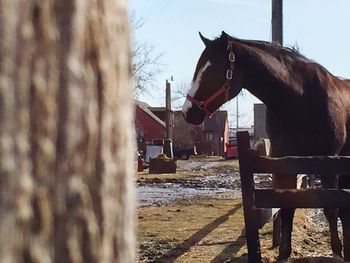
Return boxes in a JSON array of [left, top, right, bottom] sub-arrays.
[[129, 0, 350, 127]]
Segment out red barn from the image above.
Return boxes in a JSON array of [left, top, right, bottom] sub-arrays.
[[172, 110, 229, 157], [135, 100, 229, 158], [135, 101, 166, 153]]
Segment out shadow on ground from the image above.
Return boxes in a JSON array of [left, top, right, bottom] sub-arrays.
[[225, 255, 343, 263], [154, 203, 243, 262]]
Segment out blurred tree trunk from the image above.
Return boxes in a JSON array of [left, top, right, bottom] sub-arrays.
[[0, 0, 135, 262]]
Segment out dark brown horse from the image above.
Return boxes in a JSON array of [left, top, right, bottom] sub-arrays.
[[182, 31, 350, 260]]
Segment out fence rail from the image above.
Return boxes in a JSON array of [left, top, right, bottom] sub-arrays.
[[255, 189, 350, 208], [237, 131, 350, 262], [251, 152, 350, 175]]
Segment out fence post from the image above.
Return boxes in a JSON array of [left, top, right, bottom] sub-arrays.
[[272, 211, 281, 247], [237, 131, 261, 262]]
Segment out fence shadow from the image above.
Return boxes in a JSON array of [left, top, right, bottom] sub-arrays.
[[154, 202, 243, 263], [210, 229, 246, 263], [287, 257, 343, 263], [217, 255, 343, 263]]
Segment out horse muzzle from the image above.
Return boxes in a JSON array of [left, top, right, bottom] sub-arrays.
[[182, 106, 205, 125]]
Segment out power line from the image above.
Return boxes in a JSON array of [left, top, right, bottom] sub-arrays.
[[144, 0, 162, 14], [142, 0, 172, 23]]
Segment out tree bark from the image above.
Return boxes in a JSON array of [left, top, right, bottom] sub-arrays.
[[0, 0, 135, 262]]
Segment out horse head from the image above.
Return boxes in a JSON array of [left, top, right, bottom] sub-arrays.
[[182, 31, 243, 125]]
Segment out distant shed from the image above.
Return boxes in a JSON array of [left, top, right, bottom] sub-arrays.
[[254, 103, 268, 141]]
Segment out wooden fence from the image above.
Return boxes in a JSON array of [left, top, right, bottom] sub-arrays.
[[237, 131, 350, 262]]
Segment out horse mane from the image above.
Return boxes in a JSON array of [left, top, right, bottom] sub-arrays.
[[214, 34, 308, 62], [238, 39, 306, 60], [213, 33, 341, 83]]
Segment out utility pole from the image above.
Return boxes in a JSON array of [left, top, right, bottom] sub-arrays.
[[271, 0, 283, 248], [272, 0, 283, 44], [165, 79, 172, 140], [164, 77, 173, 158]]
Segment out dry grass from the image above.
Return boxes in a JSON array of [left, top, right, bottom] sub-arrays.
[[190, 155, 225, 161], [138, 197, 340, 262], [137, 158, 239, 182], [212, 159, 239, 170], [137, 158, 340, 262], [138, 198, 247, 262], [137, 170, 207, 181]]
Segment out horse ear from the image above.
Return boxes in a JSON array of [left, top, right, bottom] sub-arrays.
[[199, 32, 211, 46], [221, 31, 228, 39]]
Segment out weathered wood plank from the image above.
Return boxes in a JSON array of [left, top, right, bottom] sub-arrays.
[[238, 131, 350, 261], [255, 189, 350, 208], [237, 132, 262, 263], [251, 152, 350, 175]]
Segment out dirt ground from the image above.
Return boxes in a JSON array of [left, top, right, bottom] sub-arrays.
[[137, 158, 344, 263]]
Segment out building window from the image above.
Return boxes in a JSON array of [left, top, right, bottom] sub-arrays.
[[205, 131, 214, 141]]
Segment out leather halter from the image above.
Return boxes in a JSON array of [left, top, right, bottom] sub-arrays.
[[186, 41, 236, 117]]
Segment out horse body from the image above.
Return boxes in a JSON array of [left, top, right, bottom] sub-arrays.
[[265, 69, 350, 157], [263, 69, 350, 258], [182, 31, 350, 260]]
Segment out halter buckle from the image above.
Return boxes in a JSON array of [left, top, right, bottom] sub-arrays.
[[229, 52, 236, 62], [223, 83, 230, 90], [226, 69, 233, 80]]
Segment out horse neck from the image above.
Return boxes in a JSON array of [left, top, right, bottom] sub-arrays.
[[235, 41, 305, 109]]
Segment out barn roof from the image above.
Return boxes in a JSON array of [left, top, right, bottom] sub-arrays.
[[135, 100, 166, 127], [136, 100, 151, 109], [148, 106, 166, 111]]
